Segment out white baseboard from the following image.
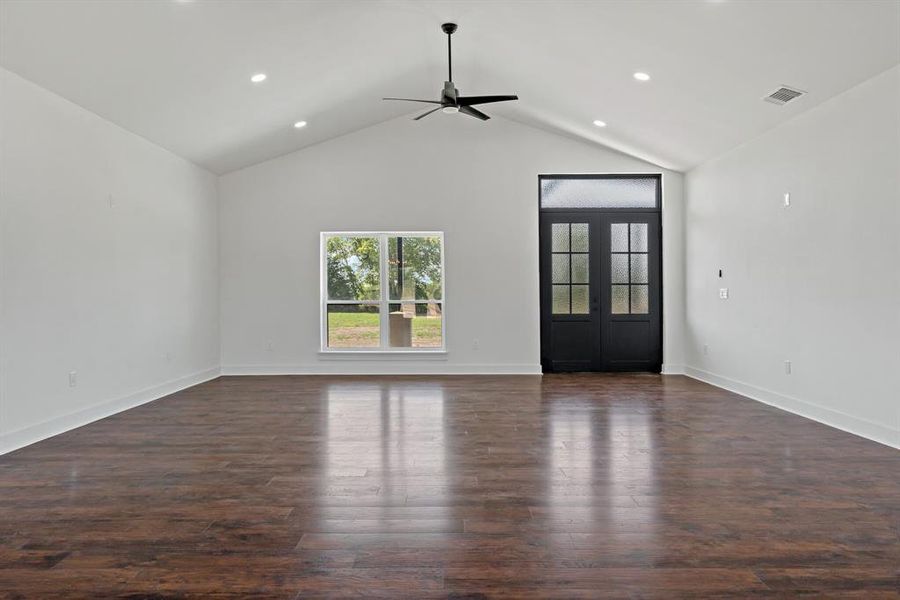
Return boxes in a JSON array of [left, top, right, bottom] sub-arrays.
[[661, 364, 685, 375], [221, 363, 543, 376], [684, 366, 899, 450], [0, 367, 221, 455]]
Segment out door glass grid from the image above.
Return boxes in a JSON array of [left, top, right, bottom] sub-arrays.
[[611, 223, 649, 314], [551, 223, 589, 314]]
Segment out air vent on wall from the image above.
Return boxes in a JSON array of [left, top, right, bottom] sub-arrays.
[[763, 86, 806, 105]]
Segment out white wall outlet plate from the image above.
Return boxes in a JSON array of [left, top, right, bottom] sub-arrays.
[[784, 360, 792, 375], [68, 371, 77, 387], [719, 287, 729, 299]]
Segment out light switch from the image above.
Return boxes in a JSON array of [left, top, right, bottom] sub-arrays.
[[783, 192, 791, 207], [719, 288, 729, 299]]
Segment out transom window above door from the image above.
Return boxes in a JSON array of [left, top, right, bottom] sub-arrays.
[[321, 232, 445, 351]]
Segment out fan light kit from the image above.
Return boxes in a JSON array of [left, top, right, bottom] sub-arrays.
[[633, 72, 651, 81], [250, 73, 267, 83], [383, 23, 519, 121], [293, 121, 307, 129]]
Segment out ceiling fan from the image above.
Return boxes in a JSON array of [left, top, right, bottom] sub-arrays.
[[383, 23, 518, 121]]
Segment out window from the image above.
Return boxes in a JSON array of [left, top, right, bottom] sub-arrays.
[[610, 222, 649, 314], [321, 232, 444, 351], [551, 222, 590, 314], [540, 175, 659, 209]]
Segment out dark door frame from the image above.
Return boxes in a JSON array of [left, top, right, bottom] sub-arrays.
[[538, 173, 664, 373]]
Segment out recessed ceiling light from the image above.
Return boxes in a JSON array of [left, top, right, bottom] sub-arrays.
[[293, 121, 307, 129], [250, 73, 267, 83], [633, 72, 651, 82], [593, 120, 607, 127]]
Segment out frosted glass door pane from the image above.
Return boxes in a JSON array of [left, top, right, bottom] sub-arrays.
[[611, 285, 629, 314], [552, 254, 570, 283], [611, 254, 629, 283], [630, 223, 648, 252], [552, 285, 569, 314], [571, 286, 589, 314], [611, 223, 628, 252], [571, 254, 589, 283], [630, 254, 648, 284], [570, 223, 589, 252], [631, 285, 649, 313], [551, 223, 569, 252]]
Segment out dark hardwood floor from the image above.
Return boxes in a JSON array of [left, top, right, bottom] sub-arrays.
[[0, 374, 898, 598]]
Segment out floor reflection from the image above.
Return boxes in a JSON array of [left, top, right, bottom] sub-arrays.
[[548, 396, 597, 530], [324, 381, 449, 527], [546, 389, 659, 554], [608, 405, 659, 544]]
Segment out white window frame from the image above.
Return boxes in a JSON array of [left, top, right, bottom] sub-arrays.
[[320, 231, 446, 353]]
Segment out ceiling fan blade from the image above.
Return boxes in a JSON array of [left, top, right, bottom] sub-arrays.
[[457, 95, 518, 106], [383, 97, 441, 104], [459, 105, 490, 121], [413, 106, 443, 120]]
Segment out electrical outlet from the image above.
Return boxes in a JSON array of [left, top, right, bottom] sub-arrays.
[[719, 288, 729, 299], [108, 193, 116, 209], [68, 371, 77, 387], [703, 344, 709, 356], [784, 360, 792, 375], [472, 338, 480, 350], [266, 341, 274, 352], [165, 351, 172, 362]]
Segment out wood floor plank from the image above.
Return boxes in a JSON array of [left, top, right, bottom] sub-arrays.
[[0, 373, 897, 598]]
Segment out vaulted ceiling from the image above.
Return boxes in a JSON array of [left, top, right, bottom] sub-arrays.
[[2, 0, 898, 174]]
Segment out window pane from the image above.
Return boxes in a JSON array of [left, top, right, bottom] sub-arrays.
[[630, 223, 648, 252], [611, 254, 629, 283], [552, 285, 569, 314], [541, 177, 658, 209], [552, 254, 570, 283], [630, 254, 648, 284], [571, 254, 589, 283], [571, 223, 589, 252], [611, 223, 628, 252], [631, 285, 649, 314], [571, 285, 589, 314], [551, 223, 569, 252], [388, 303, 442, 348], [326, 236, 380, 301], [388, 236, 442, 301], [611, 285, 629, 314], [327, 304, 380, 348]]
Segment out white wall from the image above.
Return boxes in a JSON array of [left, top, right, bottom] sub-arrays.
[[684, 65, 900, 448], [0, 68, 220, 453], [218, 115, 684, 375]]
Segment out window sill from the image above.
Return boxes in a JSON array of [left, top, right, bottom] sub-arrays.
[[318, 350, 448, 360]]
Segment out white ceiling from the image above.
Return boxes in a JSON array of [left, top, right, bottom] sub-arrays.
[[2, 0, 898, 174]]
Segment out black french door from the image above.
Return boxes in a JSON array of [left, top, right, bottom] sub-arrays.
[[540, 211, 662, 372]]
